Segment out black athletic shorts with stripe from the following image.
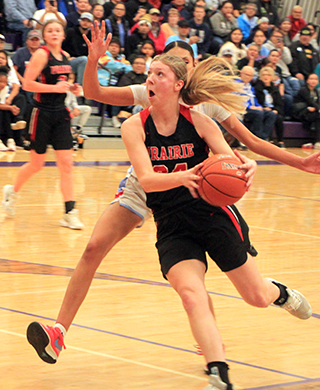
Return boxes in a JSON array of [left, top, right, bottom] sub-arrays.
[[28, 106, 73, 154], [155, 202, 257, 279]]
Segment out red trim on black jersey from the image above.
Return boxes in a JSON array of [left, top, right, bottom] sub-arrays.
[[180, 104, 194, 124], [221, 206, 244, 241], [140, 107, 150, 129], [30, 108, 40, 141]]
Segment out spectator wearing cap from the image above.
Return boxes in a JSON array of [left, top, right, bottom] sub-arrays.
[[256, 0, 279, 29], [147, 8, 166, 55], [62, 12, 93, 85], [237, 3, 258, 44], [165, 19, 198, 57], [279, 18, 293, 47], [293, 23, 319, 52], [66, 0, 91, 28], [160, 8, 180, 41], [246, 17, 271, 45], [161, 0, 191, 24], [287, 5, 306, 40], [290, 27, 320, 84], [105, 2, 131, 49], [218, 28, 246, 66], [125, 15, 154, 60], [209, 1, 238, 54], [12, 30, 41, 105], [125, 0, 152, 28], [220, 47, 233, 65], [188, 5, 213, 59], [3, 0, 36, 43], [32, 0, 66, 36]]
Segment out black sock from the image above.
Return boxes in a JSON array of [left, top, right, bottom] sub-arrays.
[[65, 201, 75, 214], [271, 280, 289, 305], [207, 361, 230, 385]]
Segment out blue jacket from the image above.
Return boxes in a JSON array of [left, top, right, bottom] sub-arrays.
[[97, 51, 132, 87], [237, 14, 258, 42]]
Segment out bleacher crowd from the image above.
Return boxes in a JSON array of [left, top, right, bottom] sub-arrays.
[[1, 0, 320, 150]]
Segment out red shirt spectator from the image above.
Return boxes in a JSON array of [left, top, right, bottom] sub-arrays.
[[287, 6, 306, 40]]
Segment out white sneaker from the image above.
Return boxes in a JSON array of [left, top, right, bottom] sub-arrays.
[[314, 142, 320, 149], [204, 369, 232, 390], [266, 278, 312, 320], [7, 138, 16, 151], [60, 209, 84, 230], [2, 185, 18, 216], [11, 120, 27, 130], [0, 140, 8, 151], [112, 116, 121, 128]]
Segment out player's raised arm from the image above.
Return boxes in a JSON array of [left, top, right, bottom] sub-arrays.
[[83, 20, 135, 106]]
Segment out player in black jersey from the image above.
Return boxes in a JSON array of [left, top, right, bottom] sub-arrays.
[[121, 53, 312, 390], [2, 20, 84, 229]]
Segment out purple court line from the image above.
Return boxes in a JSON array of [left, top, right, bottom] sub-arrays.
[[241, 378, 320, 390], [0, 160, 280, 168], [0, 258, 319, 320], [0, 305, 312, 382]]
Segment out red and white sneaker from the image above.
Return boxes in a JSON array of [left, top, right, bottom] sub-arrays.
[[27, 322, 65, 364]]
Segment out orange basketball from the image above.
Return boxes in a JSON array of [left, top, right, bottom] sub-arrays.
[[197, 154, 247, 207]]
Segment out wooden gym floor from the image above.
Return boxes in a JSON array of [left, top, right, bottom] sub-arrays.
[[0, 144, 319, 390]]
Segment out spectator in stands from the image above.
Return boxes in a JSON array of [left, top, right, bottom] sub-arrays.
[[190, 0, 214, 26], [218, 27, 246, 66], [12, 29, 41, 107], [139, 40, 155, 71], [251, 29, 268, 61], [92, 3, 105, 27], [116, 54, 147, 119], [66, 0, 91, 28], [256, 0, 279, 29], [279, 17, 292, 47], [236, 43, 260, 73], [36, 0, 76, 17], [263, 28, 300, 99], [105, 2, 130, 49], [239, 65, 276, 141], [161, 0, 190, 24], [3, 0, 36, 43], [125, 15, 153, 60], [62, 12, 93, 86], [147, 8, 166, 55], [237, 3, 258, 44], [188, 5, 212, 59], [165, 19, 198, 58], [287, 5, 306, 40], [125, 0, 152, 28], [0, 52, 26, 150], [254, 66, 285, 147], [246, 16, 271, 44], [103, 0, 122, 20], [209, 1, 238, 54], [293, 73, 320, 149], [293, 23, 319, 52], [290, 27, 320, 85], [32, 0, 67, 37], [0, 66, 24, 151], [98, 37, 132, 127], [65, 72, 91, 150], [160, 8, 180, 41]]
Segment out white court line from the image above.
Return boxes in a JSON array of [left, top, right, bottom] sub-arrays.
[[250, 225, 320, 240], [0, 329, 207, 382]]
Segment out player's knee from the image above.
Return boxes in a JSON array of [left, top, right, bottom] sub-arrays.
[[244, 291, 270, 308], [179, 288, 202, 314]]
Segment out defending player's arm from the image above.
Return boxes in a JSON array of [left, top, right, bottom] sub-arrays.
[[221, 113, 320, 174], [121, 115, 202, 195], [82, 21, 135, 106]]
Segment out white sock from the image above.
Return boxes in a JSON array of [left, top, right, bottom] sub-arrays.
[[54, 323, 67, 338]]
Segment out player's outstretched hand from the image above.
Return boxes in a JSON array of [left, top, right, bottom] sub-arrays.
[[83, 21, 112, 63], [234, 149, 256, 189], [301, 151, 320, 174]]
